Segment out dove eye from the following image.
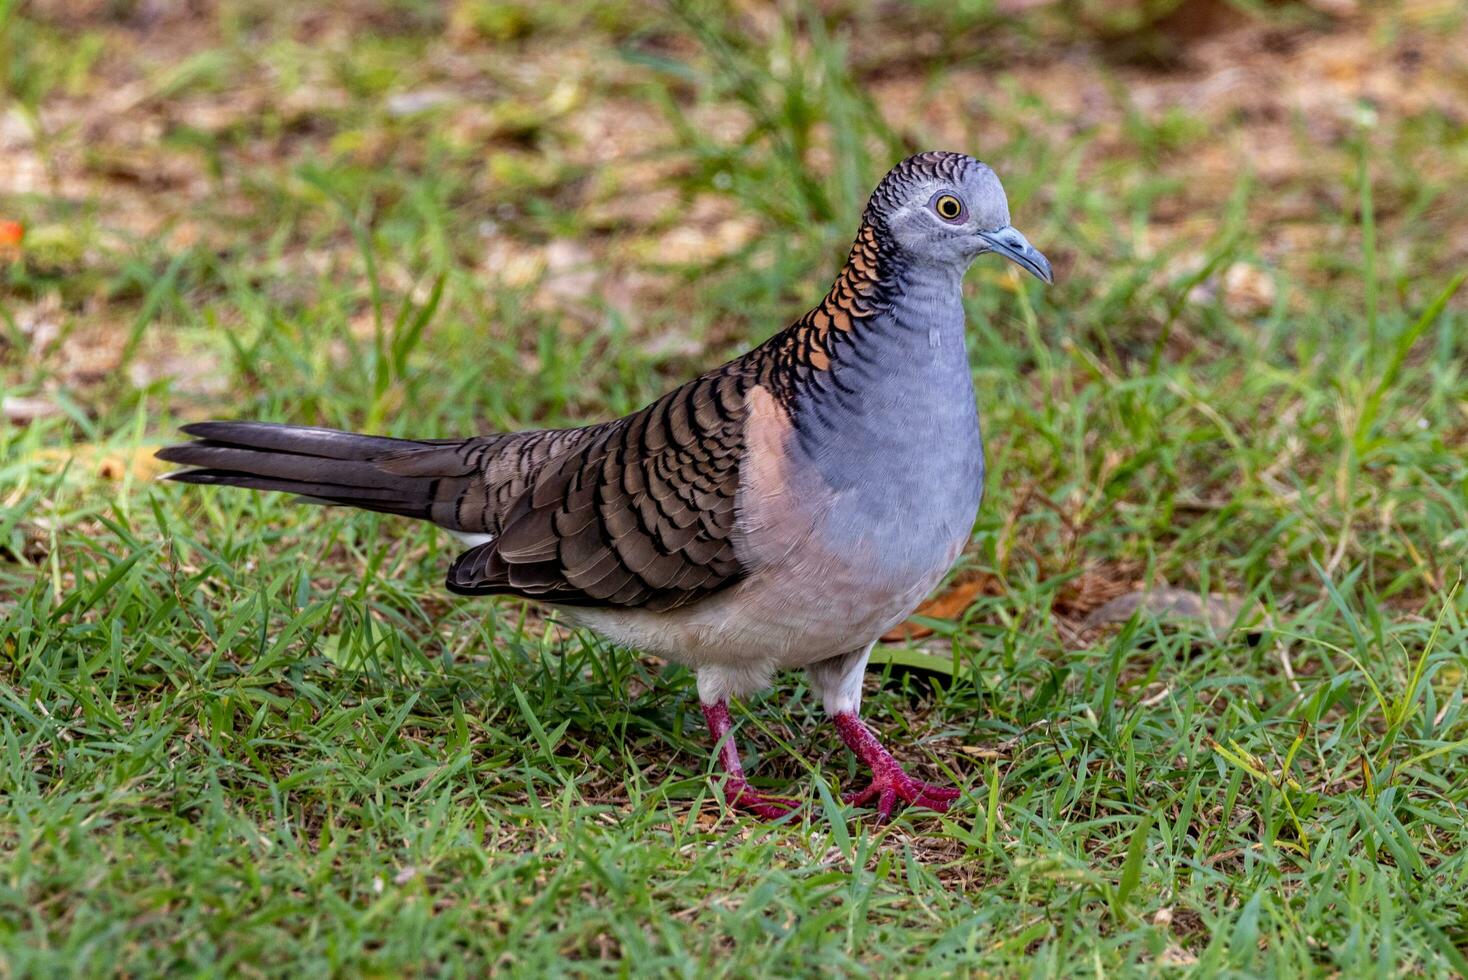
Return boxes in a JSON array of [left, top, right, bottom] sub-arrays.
[[933, 194, 964, 222]]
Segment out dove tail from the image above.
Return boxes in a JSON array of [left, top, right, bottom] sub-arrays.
[[155, 421, 469, 523]]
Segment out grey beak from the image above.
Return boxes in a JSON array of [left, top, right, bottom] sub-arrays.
[[978, 225, 1053, 284]]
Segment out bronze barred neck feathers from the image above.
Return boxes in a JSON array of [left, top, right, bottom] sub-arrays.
[[792, 222, 893, 368]]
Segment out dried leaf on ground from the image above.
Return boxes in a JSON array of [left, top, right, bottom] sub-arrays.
[[881, 572, 999, 642]]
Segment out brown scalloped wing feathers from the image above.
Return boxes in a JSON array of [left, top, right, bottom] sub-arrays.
[[445, 371, 750, 612]]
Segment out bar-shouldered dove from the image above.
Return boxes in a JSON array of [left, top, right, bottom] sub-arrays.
[[158, 151, 1053, 821]]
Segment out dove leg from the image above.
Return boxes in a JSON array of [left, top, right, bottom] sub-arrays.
[[699, 701, 800, 820], [806, 646, 962, 822]]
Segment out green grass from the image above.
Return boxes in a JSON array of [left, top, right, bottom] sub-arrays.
[[4, 1, 1468, 975]]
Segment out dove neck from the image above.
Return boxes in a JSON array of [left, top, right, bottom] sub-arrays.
[[755, 223, 971, 403], [831, 257, 967, 360], [787, 255, 972, 409]]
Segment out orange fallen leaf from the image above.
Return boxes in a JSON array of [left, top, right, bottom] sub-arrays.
[[0, 219, 22, 257], [881, 572, 998, 642]]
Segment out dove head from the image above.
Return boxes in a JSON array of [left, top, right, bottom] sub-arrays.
[[864, 151, 1052, 284]]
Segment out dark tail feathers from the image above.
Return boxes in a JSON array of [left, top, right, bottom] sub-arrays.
[[156, 421, 474, 525]]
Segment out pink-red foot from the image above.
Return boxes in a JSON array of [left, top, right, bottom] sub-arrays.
[[842, 771, 961, 821], [701, 700, 801, 821], [832, 711, 961, 821], [718, 778, 801, 820]]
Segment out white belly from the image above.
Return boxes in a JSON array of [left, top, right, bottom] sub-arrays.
[[563, 555, 948, 671], [563, 488, 969, 672]]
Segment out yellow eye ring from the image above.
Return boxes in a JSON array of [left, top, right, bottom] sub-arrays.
[[934, 195, 963, 220]]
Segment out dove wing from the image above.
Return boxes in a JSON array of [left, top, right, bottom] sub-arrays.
[[445, 369, 752, 612]]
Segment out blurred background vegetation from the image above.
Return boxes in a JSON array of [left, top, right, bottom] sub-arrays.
[[2, 0, 1467, 974]]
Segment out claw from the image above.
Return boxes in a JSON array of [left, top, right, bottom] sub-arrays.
[[720, 777, 801, 820], [842, 771, 959, 820], [832, 711, 962, 822]]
